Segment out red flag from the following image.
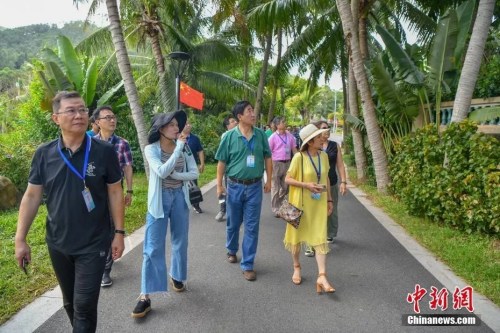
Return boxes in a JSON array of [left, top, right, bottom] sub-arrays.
[[180, 82, 204, 110]]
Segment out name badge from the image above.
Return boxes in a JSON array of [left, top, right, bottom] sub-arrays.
[[247, 155, 255, 168], [285, 146, 291, 156], [82, 187, 96, 212], [311, 192, 321, 200]]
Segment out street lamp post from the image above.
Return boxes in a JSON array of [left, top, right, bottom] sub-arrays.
[[168, 51, 191, 110]]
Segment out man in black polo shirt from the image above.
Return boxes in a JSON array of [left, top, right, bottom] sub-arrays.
[[14, 91, 125, 333]]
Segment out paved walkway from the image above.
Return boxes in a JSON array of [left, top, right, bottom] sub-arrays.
[[2, 180, 499, 333]]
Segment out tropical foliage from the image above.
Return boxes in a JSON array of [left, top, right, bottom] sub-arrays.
[[390, 121, 499, 235]]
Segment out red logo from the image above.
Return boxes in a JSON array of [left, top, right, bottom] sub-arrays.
[[407, 285, 474, 313], [453, 286, 474, 312], [407, 284, 427, 313]]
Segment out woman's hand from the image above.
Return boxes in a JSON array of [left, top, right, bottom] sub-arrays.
[[177, 132, 187, 143], [339, 182, 347, 195], [305, 182, 322, 193], [327, 201, 334, 216]]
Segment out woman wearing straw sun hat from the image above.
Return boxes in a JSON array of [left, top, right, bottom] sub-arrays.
[[284, 123, 335, 294]]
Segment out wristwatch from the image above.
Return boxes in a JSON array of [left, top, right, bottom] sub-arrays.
[[115, 229, 126, 235], [126, 189, 133, 194]]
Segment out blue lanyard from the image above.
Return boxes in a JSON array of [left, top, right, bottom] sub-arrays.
[[57, 134, 91, 188], [306, 150, 321, 183], [277, 133, 288, 146], [241, 135, 255, 154]]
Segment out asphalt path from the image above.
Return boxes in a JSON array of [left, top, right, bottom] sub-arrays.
[[34, 185, 494, 333]]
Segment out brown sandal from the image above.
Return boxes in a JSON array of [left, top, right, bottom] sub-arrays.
[[316, 273, 335, 294], [292, 263, 302, 285]]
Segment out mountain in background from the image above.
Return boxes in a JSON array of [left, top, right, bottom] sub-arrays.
[[0, 21, 98, 69]]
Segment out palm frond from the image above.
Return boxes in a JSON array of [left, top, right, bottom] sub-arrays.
[[468, 106, 500, 123], [75, 26, 115, 56]]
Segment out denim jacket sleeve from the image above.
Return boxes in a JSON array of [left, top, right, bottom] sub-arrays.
[[170, 151, 199, 181], [145, 140, 185, 179]]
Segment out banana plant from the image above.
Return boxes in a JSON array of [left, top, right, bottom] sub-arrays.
[[38, 35, 123, 110], [426, 0, 476, 127]]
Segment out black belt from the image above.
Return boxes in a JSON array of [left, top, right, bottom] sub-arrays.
[[274, 160, 290, 163], [228, 177, 261, 185]]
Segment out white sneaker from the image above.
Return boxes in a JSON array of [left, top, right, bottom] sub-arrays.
[[304, 249, 315, 257], [327, 237, 335, 244], [215, 211, 225, 221]]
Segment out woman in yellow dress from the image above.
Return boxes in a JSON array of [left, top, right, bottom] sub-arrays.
[[284, 124, 335, 294]]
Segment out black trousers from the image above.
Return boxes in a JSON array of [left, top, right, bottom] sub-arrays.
[[48, 247, 107, 333], [193, 178, 202, 208]]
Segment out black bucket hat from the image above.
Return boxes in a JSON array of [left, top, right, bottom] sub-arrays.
[[147, 110, 187, 144]]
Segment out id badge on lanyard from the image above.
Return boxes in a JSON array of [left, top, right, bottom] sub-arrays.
[[242, 135, 256, 168], [58, 135, 95, 212], [247, 155, 255, 168], [82, 187, 96, 211]]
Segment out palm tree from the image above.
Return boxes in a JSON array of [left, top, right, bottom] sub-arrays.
[[254, 31, 273, 123], [104, 0, 149, 171], [336, 0, 390, 192], [451, 0, 496, 122]]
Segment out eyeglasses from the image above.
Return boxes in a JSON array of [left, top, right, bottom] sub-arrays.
[[57, 108, 89, 116], [98, 115, 117, 121]]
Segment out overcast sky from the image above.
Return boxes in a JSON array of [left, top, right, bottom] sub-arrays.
[[0, 0, 106, 28]]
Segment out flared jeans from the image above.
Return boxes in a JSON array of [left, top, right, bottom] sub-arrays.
[[141, 187, 189, 294]]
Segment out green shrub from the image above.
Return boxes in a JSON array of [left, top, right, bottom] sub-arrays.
[[189, 111, 228, 163], [0, 132, 37, 192], [0, 79, 57, 191], [390, 121, 499, 235]]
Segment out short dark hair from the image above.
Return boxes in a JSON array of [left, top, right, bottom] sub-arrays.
[[313, 120, 328, 128], [223, 115, 236, 130], [52, 91, 82, 114], [92, 105, 114, 120], [273, 116, 285, 127], [232, 100, 252, 119]]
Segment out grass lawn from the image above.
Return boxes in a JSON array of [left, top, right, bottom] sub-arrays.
[[0, 164, 216, 324], [347, 168, 500, 307]]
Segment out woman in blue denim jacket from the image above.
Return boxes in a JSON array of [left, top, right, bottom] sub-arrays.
[[132, 110, 199, 318]]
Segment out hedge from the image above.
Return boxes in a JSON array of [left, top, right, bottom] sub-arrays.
[[390, 121, 499, 235]]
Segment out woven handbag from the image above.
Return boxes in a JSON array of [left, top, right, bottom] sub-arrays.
[[279, 153, 304, 229]]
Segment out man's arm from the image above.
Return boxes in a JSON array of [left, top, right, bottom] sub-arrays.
[[264, 157, 272, 193], [198, 150, 205, 173], [15, 184, 43, 268], [216, 161, 226, 197], [123, 164, 133, 206], [107, 181, 125, 260]]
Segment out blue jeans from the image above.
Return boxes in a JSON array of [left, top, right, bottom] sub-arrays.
[[226, 179, 263, 271], [141, 187, 189, 294]]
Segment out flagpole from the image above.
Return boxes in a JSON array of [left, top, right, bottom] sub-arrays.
[[168, 52, 191, 111]]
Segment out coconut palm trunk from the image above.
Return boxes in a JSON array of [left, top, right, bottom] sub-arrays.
[[105, 0, 149, 173], [149, 30, 169, 110], [451, 0, 496, 122], [336, 0, 390, 192], [254, 31, 273, 124], [268, 27, 283, 122], [349, 0, 368, 181], [349, 66, 367, 181]]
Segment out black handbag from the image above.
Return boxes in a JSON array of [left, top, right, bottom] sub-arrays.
[[184, 156, 203, 205], [188, 181, 203, 204]]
